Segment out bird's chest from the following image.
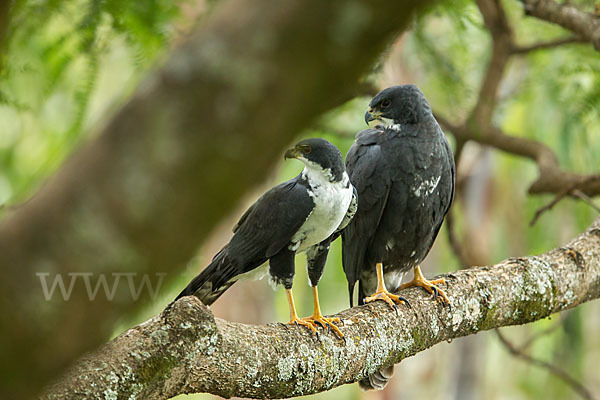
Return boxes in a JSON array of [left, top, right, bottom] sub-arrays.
[[291, 177, 352, 252]]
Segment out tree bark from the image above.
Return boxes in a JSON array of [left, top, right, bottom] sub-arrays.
[[41, 217, 600, 399], [0, 0, 433, 397]]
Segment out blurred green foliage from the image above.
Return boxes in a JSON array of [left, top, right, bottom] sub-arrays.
[[1, 0, 599, 399], [0, 0, 183, 211]]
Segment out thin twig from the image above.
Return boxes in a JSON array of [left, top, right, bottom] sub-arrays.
[[531, 176, 600, 226], [518, 312, 567, 351], [572, 189, 600, 214], [496, 329, 595, 400], [511, 36, 586, 54], [530, 186, 573, 227]]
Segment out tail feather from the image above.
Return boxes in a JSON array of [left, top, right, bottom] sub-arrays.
[[174, 248, 238, 305], [358, 365, 395, 391]]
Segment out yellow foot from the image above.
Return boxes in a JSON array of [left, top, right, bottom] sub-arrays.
[[399, 276, 450, 305], [364, 289, 411, 313], [301, 315, 345, 340], [288, 317, 319, 336]]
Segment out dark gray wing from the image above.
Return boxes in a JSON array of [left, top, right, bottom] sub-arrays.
[[175, 177, 314, 303], [342, 129, 391, 306], [422, 133, 455, 249], [441, 135, 456, 219], [228, 177, 314, 266]]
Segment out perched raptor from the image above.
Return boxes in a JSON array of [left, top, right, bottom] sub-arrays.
[[341, 85, 455, 388], [176, 138, 356, 338]]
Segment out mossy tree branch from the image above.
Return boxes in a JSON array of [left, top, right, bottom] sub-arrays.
[[42, 218, 600, 399]]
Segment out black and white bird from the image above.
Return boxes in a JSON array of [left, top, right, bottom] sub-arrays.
[[342, 84, 455, 388], [176, 138, 356, 338]]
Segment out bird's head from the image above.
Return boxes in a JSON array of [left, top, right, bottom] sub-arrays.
[[285, 138, 346, 182], [364, 84, 432, 126]]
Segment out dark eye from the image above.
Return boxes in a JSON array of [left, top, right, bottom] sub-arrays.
[[300, 145, 312, 154], [381, 99, 391, 108]]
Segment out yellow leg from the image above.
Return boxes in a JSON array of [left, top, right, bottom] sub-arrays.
[[399, 265, 450, 305], [300, 286, 344, 339], [286, 288, 318, 335], [364, 263, 411, 311]]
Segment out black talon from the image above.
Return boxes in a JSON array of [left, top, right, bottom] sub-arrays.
[[431, 285, 439, 299], [401, 297, 412, 309], [314, 320, 325, 329], [392, 303, 399, 315]]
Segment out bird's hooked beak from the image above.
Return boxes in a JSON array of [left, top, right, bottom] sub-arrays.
[[365, 108, 383, 125], [284, 146, 301, 160]]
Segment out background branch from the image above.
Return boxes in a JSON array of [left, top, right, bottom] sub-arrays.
[[495, 329, 595, 400], [41, 217, 600, 399], [511, 36, 586, 54], [521, 0, 600, 51], [436, 115, 600, 198], [434, 0, 600, 205]]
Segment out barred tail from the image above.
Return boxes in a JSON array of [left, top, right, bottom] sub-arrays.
[[174, 248, 237, 305]]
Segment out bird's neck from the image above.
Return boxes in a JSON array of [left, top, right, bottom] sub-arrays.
[[301, 162, 345, 185], [378, 117, 402, 131]]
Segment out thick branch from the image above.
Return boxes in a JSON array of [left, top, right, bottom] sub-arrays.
[[521, 0, 600, 51], [42, 218, 600, 399], [0, 0, 431, 397]]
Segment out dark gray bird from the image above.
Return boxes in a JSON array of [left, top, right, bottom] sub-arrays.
[[341, 85, 455, 388], [176, 138, 356, 338]]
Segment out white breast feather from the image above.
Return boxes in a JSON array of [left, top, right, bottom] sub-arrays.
[[290, 165, 353, 253]]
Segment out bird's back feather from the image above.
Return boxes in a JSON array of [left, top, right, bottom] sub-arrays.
[[175, 177, 314, 303]]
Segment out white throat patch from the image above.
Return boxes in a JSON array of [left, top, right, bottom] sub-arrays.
[[370, 117, 401, 132], [300, 158, 336, 182]]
